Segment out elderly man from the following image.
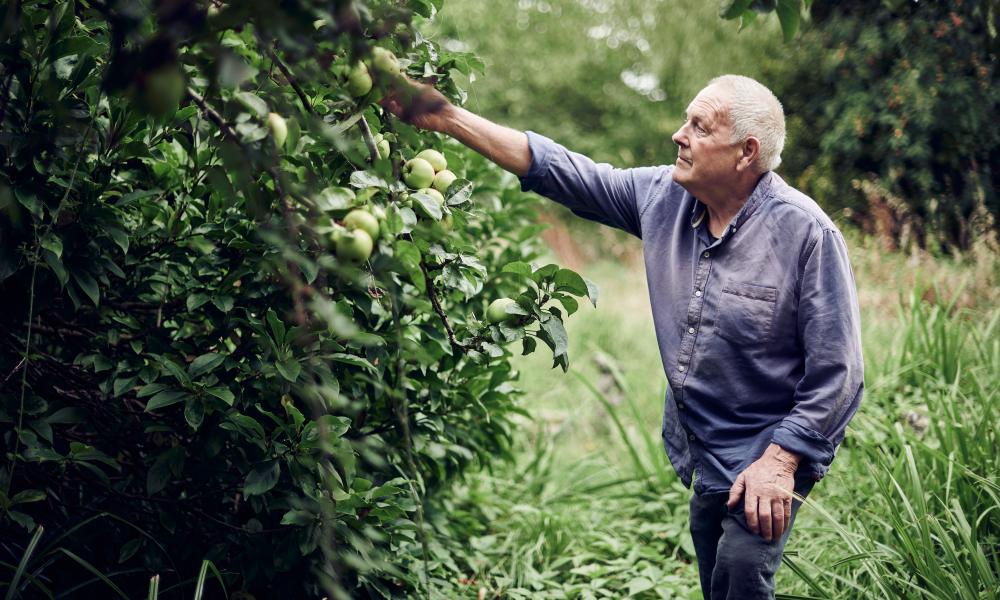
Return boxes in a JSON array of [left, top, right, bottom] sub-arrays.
[[383, 74, 864, 599]]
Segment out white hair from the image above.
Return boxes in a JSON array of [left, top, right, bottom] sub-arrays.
[[707, 74, 785, 173]]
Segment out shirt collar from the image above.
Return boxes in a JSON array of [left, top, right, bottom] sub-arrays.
[[689, 172, 777, 238]]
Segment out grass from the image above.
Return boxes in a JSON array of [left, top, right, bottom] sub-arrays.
[[6, 233, 995, 599], [414, 232, 1000, 599]]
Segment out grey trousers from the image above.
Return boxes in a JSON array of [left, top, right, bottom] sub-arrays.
[[688, 477, 815, 600]]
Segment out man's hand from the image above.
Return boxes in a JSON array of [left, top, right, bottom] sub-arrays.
[[379, 75, 532, 176], [379, 76, 452, 132], [726, 443, 801, 542]]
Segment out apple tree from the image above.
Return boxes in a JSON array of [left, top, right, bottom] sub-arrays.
[[0, 0, 595, 597]]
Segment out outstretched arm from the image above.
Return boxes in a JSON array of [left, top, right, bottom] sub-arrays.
[[380, 78, 531, 176], [381, 77, 657, 239]]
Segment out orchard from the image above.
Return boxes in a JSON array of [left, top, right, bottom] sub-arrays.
[[0, 0, 596, 597]]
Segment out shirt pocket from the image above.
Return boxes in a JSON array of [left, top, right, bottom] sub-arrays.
[[716, 281, 778, 347]]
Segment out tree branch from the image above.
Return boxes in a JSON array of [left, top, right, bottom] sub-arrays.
[[265, 45, 315, 116], [419, 259, 463, 354]]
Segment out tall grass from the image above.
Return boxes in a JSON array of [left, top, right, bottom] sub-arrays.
[[0, 516, 230, 600], [411, 247, 1000, 599], [782, 285, 1000, 599]]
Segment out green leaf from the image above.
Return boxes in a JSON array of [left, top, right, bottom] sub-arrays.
[[411, 191, 443, 220], [44, 406, 86, 424], [276, 358, 301, 382], [147, 447, 184, 495], [584, 277, 600, 308], [145, 390, 188, 412], [106, 227, 129, 254], [719, 0, 753, 19], [329, 353, 377, 372], [40, 234, 63, 258], [206, 387, 235, 406], [118, 538, 142, 564], [266, 309, 287, 344], [394, 240, 424, 292], [314, 186, 357, 211], [776, 0, 802, 41], [502, 261, 532, 277], [540, 316, 569, 358], [137, 382, 169, 398], [41, 249, 69, 287], [553, 268, 588, 296], [187, 293, 211, 311], [554, 293, 579, 316], [10, 489, 46, 505], [627, 576, 655, 596], [319, 415, 352, 438], [280, 510, 314, 526], [72, 270, 100, 306], [212, 296, 235, 313], [189, 353, 226, 378], [184, 400, 205, 430], [15, 188, 42, 218], [445, 180, 473, 205], [531, 263, 559, 283], [348, 170, 388, 189], [160, 357, 191, 384], [244, 460, 280, 496], [234, 91, 268, 118]]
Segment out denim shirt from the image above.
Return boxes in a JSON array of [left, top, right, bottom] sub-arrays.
[[519, 131, 864, 494]]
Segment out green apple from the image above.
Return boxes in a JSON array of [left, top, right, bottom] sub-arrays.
[[267, 112, 288, 149], [343, 208, 380, 239], [415, 149, 447, 172], [432, 169, 457, 194], [374, 134, 390, 159], [370, 47, 400, 78], [139, 65, 186, 118], [346, 63, 372, 97], [403, 157, 435, 189], [486, 298, 518, 324], [335, 228, 374, 263]]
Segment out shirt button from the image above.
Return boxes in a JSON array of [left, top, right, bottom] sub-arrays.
[[694, 290, 702, 297], [688, 433, 696, 441], [678, 365, 686, 372], [702, 251, 710, 258], [678, 402, 685, 410], [688, 327, 696, 334]]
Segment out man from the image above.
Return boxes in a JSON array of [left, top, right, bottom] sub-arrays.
[[382, 74, 864, 600]]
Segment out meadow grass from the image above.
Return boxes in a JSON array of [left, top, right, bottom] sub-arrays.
[[420, 233, 1000, 599]]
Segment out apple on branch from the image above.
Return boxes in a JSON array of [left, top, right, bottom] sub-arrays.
[[403, 157, 435, 189]]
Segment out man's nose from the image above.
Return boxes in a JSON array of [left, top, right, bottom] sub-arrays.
[[671, 125, 686, 148]]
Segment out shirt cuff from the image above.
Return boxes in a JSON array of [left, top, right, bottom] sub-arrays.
[[518, 131, 556, 194], [771, 420, 836, 479]]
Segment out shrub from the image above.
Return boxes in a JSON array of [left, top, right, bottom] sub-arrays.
[[0, 1, 593, 597]]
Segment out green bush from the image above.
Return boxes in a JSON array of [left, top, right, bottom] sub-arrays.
[[0, 1, 594, 597], [765, 0, 999, 251]]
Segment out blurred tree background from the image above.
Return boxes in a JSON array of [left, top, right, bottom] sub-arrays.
[[430, 0, 999, 254]]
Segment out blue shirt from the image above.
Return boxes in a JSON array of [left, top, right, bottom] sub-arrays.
[[519, 131, 864, 494]]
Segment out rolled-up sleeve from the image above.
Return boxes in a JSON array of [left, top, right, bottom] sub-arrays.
[[771, 228, 864, 479], [519, 131, 655, 239]]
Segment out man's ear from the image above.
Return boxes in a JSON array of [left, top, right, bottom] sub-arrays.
[[737, 136, 760, 172]]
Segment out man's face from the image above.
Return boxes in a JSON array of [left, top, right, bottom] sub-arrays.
[[671, 85, 741, 192]]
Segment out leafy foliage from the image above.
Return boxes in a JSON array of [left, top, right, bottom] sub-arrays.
[[763, 0, 1000, 251], [0, 1, 594, 597]]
